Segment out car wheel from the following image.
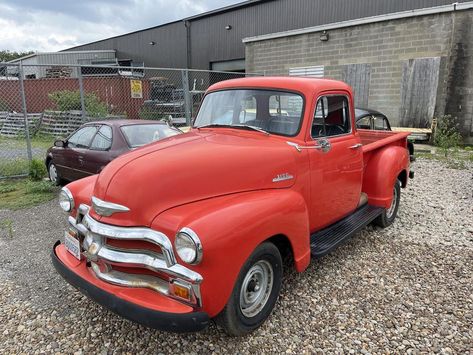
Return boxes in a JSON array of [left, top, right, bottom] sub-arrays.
[[215, 242, 282, 336], [374, 179, 401, 228], [48, 162, 64, 185]]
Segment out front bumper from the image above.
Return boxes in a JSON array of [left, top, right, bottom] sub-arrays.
[[52, 241, 210, 332]]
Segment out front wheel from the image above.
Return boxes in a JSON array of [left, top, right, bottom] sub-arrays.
[[215, 242, 282, 336], [48, 162, 65, 185], [374, 179, 401, 228]]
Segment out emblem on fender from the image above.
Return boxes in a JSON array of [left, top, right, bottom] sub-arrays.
[[91, 196, 130, 217], [272, 173, 294, 183]]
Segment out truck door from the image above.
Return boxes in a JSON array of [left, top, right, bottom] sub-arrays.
[[308, 94, 363, 231]]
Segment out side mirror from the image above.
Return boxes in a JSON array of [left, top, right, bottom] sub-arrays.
[[163, 115, 173, 127], [54, 139, 65, 148]]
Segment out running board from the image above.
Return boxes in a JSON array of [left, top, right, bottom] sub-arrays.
[[310, 205, 384, 257]]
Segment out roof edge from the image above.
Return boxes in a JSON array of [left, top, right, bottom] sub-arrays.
[[243, 1, 473, 43]]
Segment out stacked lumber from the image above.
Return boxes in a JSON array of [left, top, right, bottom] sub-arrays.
[[45, 67, 73, 78], [0, 111, 8, 129], [0, 113, 42, 137], [39, 110, 127, 137], [39, 110, 86, 137]]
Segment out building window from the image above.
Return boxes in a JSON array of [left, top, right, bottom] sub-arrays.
[[289, 65, 324, 78]]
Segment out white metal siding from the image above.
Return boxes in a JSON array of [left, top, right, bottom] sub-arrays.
[[289, 66, 324, 78]]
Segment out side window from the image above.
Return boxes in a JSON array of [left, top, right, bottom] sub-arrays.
[[356, 116, 372, 130], [90, 125, 113, 150], [373, 115, 389, 130], [68, 126, 98, 148], [312, 96, 351, 138]]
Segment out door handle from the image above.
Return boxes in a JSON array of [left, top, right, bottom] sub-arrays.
[[349, 143, 363, 149], [286, 139, 331, 153]]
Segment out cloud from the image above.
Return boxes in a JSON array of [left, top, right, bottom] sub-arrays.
[[0, 0, 242, 52]]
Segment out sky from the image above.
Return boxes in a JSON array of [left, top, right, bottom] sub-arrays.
[[0, 0, 244, 52]]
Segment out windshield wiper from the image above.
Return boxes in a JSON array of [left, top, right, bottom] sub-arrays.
[[196, 124, 270, 135], [232, 124, 270, 135]]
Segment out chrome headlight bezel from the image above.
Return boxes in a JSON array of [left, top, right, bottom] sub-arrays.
[[59, 187, 74, 212], [175, 227, 203, 265]]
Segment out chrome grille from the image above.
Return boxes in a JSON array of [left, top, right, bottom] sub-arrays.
[[68, 204, 202, 306]]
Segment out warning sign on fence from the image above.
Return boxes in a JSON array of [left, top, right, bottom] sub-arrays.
[[130, 79, 143, 99]]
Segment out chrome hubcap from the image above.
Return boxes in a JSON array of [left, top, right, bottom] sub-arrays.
[[239, 260, 273, 318], [49, 164, 57, 182], [386, 185, 398, 219]]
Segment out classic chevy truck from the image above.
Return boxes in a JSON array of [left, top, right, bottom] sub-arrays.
[[52, 77, 412, 336]]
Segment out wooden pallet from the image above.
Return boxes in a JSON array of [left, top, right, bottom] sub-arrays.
[[0, 113, 42, 137]]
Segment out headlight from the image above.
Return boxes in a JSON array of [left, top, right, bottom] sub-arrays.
[[59, 187, 74, 212], [175, 228, 203, 265]]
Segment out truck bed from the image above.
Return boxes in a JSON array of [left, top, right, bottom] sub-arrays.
[[358, 129, 410, 153]]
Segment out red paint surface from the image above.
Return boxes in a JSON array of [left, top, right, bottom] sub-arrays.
[[62, 77, 410, 318]]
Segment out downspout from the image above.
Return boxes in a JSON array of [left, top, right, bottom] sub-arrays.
[[184, 20, 192, 69]]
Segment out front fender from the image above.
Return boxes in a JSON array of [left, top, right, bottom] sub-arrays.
[[152, 189, 310, 317], [362, 146, 409, 208], [65, 175, 97, 215]]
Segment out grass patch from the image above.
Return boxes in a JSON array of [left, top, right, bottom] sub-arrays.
[[416, 149, 473, 170], [0, 179, 59, 210], [0, 134, 55, 150], [0, 158, 30, 177]]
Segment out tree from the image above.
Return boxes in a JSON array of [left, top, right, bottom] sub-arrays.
[[0, 50, 35, 62]]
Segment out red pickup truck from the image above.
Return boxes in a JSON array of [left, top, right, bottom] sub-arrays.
[[52, 77, 412, 336]]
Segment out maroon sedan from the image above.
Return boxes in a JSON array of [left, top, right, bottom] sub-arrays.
[[46, 120, 181, 184]]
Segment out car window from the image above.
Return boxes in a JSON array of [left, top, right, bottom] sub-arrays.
[[68, 126, 98, 148], [356, 115, 372, 130], [90, 125, 112, 150], [120, 124, 180, 148], [373, 115, 389, 130], [312, 96, 351, 138]]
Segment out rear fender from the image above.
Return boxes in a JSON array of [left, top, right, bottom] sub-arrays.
[[362, 146, 409, 208], [152, 189, 310, 317]]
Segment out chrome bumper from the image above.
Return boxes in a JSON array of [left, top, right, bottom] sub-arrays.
[[68, 204, 203, 307]]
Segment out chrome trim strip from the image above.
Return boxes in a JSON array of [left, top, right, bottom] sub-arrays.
[[82, 212, 177, 267], [91, 196, 130, 217], [91, 262, 169, 294], [87, 243, 203, 283]]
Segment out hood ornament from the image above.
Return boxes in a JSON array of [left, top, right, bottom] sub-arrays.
[[91, 196, 130, 217], [272, 173, 294, 183]]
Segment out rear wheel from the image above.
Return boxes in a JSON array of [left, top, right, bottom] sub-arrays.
[[215, 242, 282, 336], [374, 180, 401, 228], [48, 162, 65, 185]]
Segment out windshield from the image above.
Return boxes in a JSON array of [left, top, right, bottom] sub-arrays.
[[120, 124, 180, 148], [193, 89, 304, 136]]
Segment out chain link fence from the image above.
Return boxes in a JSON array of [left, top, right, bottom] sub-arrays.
[[0, 63, 260, 179]]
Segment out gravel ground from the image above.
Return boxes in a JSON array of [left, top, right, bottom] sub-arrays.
[[0, 158, 472, 354]]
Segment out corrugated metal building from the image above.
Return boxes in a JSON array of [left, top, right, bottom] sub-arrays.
[[65, 0, 472, 71], [8, 50, 117, 78]]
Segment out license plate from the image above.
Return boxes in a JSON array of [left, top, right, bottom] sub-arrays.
[[64, 231, 81, 260]]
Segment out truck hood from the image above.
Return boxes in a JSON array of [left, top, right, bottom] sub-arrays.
[[91, 130, 298, 226]]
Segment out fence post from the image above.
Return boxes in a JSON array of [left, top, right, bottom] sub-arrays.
[[181, 69, 192, 126], [78, 68, 86, 120], [18, 62, 33, 164]]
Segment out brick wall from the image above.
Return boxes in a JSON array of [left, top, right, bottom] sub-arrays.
[[246, 10, 473, 142]]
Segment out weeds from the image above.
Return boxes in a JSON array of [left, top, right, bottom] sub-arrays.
[[0, 219, 13, 238], [0, 179, 58, 210]]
